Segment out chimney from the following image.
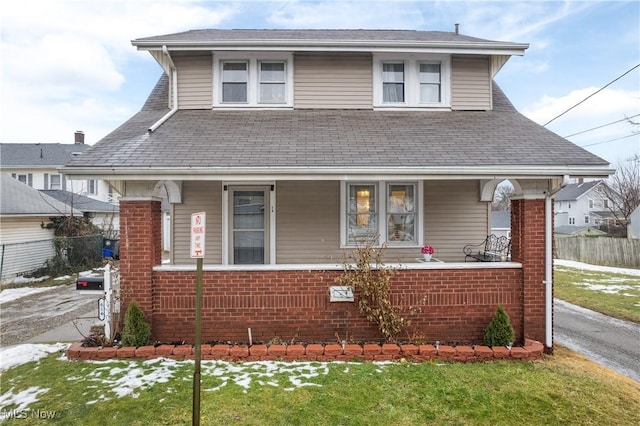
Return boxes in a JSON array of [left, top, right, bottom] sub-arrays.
[[74, 131, 85, 144], [455, 23, 459, 35]]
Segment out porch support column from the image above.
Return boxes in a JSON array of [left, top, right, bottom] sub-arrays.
[[511, 198, 548, 348], [119, 197, 162, 335]]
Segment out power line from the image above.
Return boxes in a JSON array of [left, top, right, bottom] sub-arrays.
[[581, 131, 640, 148], [563, 114, 640, 138], [543, 63, 640, 127]]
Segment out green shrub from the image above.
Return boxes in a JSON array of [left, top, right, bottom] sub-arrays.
[[121, 301, 151, 347], [483, 305, 515, 347]]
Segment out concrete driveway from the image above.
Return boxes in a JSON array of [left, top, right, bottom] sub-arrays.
[[554, 298, 640, 382]]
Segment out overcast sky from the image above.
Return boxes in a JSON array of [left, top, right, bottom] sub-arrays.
[[1, 0, 638, 166]]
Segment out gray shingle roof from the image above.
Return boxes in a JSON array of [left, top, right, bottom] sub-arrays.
[[554, 181, 601, 201], [1, 143, 90, 167], [134, 29, 502, 44], [0, 174, 81, 216], [40, 190, 118, 214], [65, 75, 609, 171]]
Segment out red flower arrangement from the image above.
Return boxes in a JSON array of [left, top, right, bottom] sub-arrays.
[[421, 245, 435, 255]]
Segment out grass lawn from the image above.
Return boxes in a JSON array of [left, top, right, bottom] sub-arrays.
[[1, 346, 639, 425], [554, 264, 640, 323]]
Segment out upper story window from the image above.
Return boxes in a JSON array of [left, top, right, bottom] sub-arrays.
[[603, 199, 609, 209], [222, 62, 248, 103], [214, 53, 293, 108], [87, 179, 98, 195], [49, 174, 61, 190], [374, 54, 450, 108], [12, 173, 33, 187], [588, 199, 594, 209]]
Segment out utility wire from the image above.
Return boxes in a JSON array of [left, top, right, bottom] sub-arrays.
[[563, 113, 640, 138], [543, 63, 640, 127], [581, 131, 640, 148]]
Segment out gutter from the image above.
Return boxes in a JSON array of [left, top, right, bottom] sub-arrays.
[[544, 174, 570, 349], [148, 46, 178, 133]]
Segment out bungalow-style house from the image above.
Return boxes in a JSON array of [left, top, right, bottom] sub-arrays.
[[62, 29, 613, 351], [0, 174, 82, 280], [0, 133, 118, 204]]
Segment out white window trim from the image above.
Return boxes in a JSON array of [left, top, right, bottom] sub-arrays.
[[213, 53, 293, 108], [340, 180, 423, 248], [222, 181, 276, 265], [373, 53, 451, 109]]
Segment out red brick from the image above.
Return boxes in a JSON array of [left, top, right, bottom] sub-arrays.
[[78, 347, 100, 360], [400, 344, 419, 355], [133, 345, 155, 358], [454, 346, 475, 362], [305, 344, 324, 356], [492, 347, 510, 359], [95, 347, 118, 359], [173, 345, 193, 357], [66, 342, 83, 360], [268, 344, 287, 357], [418, 345, 437, 357], [324, 344, 343, 356], [155, 344, 174, 356], [211, 344, 230, 357], [510, 347, 528, 360], [287, 344, 305, 357], [363, 344, 381, 355], [116, 346, 136, 358], [343, 344, 363, 357], [474, 345, 493, 360], [437, 345, 455, 360], [229, 345, 249, 358], [381, 344, 400, 355], [249, 344, 268, 356]]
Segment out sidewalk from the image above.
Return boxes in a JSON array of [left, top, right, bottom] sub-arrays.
[[26, 315, 99, 344]]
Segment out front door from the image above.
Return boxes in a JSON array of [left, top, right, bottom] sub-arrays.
[[229, 187, 270, 264]]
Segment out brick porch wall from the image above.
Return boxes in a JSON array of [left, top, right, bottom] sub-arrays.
[[511, 198, 547, 344], [118, 199, 550, 347], [151, 268, 524, 345], [119, 199, 162, 326]]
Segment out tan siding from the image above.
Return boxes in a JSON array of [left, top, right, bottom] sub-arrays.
[[276, 181, 342, 263], [451, 56, 491, 111], [173, 181, 222, 264], [173, 52, 212, 109], [423, 180, 490, 261], [294, 55, 372, 109], [0, 217, 55, 244]]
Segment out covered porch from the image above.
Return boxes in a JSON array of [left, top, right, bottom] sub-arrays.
[[117, 176, 555, 349]]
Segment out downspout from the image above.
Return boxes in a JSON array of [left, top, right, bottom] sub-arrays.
[[545, 174, 570, 349], [149, 45, 178, 132]]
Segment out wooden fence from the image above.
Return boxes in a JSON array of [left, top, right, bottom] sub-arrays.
[[554, 236, 640, 269]]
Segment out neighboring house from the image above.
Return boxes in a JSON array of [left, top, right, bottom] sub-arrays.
[[40, 190, 120, 237], [629, 205, 640, 239], [63, 29, 613, 350], [0, 174, 81, 280], [491, 211, 511, 239], [0, 133, 119, 204], [554, 180, 614, 230]]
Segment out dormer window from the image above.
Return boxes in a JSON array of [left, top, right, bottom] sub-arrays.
[[214, 53, 293, 108], [222, 62, 248, 103], [374, 54, 450, 108]]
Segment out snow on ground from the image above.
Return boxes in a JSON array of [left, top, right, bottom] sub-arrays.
[[554, 259, 640, 277], [0, 275, 49, 286], [0, 343, 68, 372], [0, 286, 61, 305], [0, 386, 49, 417]]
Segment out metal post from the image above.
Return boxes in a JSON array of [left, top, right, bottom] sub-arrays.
[[192, 257, 203, 426]]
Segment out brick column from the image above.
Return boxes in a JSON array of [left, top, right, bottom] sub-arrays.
[[511, 198, 546, 345], [119, 198, 162, 335]]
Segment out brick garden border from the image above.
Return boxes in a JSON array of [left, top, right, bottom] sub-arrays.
[[67, 339, 544, 363]]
